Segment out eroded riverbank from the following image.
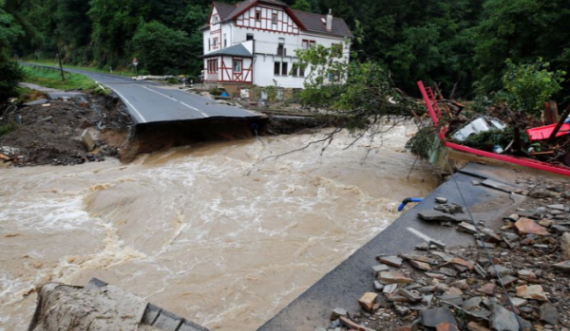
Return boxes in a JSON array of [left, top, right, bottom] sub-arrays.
[[0, 126, 437, 330]]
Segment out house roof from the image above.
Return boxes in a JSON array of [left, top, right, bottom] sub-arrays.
[[210, 0, 352, 38], [213, 2, 236, 20], [291, 9, 353, 38], [202, 43, 253, 58]]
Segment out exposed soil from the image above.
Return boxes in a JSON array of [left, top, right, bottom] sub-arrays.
[[0, 94, 134, 167]]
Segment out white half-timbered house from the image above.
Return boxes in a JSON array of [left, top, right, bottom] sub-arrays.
[[201, 0, 353, 92]]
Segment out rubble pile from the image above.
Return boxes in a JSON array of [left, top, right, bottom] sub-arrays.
[[0, 94, 133, 166], [322, 183, 570, 331]]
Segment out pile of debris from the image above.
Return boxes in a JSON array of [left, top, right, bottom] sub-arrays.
[[418, 82, 570, 170], [0, 93, 133, 167], [321, 187, 570, 331]]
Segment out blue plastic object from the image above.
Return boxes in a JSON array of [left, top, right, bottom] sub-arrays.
[[397, 198, 424, 212]]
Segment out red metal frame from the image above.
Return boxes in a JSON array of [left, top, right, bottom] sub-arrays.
[[417, 81, 570, 176]]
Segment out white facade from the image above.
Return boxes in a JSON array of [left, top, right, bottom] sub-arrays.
[[202, 1, 351, 89]]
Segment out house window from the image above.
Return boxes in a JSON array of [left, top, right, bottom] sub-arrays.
[[208, 39, 211, 51], [331, 43, 342, 57], [299, 64, 305, 77], [272, 13, 278, 25], [255, 10, 261, 22], [213, 37, 218, 47], [281, 62, 288, 76], [291, 63, 298, 77], [207, 59, 218, 73], [212, 15, 219, 24], [233, 60, 242, 73], [277, 37, 286, 56], [274, 62, 281, 75], [329, 70, 339, 82], [246, 34, 254, 41], [224, 34, 227, 48], [302, 40, 316, 49]]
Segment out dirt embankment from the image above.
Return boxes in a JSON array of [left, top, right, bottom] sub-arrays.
[[0, 94, 134, 167]]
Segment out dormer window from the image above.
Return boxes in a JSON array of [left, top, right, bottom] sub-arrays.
[[272, 13, 278, 25], [212, 15, 219, 24]]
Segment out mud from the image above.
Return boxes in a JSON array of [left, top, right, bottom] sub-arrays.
[[0, 95, 133, 167]]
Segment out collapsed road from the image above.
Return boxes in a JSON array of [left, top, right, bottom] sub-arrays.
[[22, 64, 259, 124]]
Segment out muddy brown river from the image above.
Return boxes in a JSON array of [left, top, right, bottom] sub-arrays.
[[0, 127, 437, 331]]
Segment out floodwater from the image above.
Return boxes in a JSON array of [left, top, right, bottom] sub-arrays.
[[0, 126, 437, 331]]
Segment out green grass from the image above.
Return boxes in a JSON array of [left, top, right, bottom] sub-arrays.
[[25, 59, 135, 78], [22, 66, 99, 91], [0, 123, 16, 137]]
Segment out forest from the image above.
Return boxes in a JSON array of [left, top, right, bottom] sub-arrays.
[[1, 0, 570, 99]]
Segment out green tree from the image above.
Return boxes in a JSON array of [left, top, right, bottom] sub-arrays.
[[132, 21, 192, 75], [292, 0, 312, 12], [475, 0, 570, 94], [0, 51, 23, 104], [0, 0, 23, 48]]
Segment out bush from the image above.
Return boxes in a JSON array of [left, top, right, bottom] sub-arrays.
[[499, 58, 565, 115], [209, 87, 222, 96], [0, 51, 23, 104]]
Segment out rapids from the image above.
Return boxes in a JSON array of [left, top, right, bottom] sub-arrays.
[[0, 126, 437, 330]]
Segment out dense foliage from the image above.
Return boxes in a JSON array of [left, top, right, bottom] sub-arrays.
[[2, 0, 570, 99]]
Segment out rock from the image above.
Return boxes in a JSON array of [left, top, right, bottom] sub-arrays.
[[490, 304, 519, 331], [516, 285, 548, 301], [373, 281, 384, 291], [551, 224, 570, 233], [476, 240, 495, 249], [517, 269, 537, 281], [379, 272, 413, 284], [359, 292, 378, 312], [504, 214, 520, 222], [450, 257, 475, 270], [511, 298, 527, 307], [399, 289, 422, 303], [514, 218, 550, 236], [539, 303, 559, 325], [436, 322, 460, 331], [418, 210, 468, 223], [399, 254, 437, 264], [547, 204, 565, 211], [539, 219, 554, 227], [426, 272, 447, 280], [477, 283, 496, 296], [482, 179, 525, 194], [331, 307, 347, 320], [462, 296, 483, 311], [457, 222, 478, 234], [339, 316, 375, 331], [500, 275, 517, 287], [445, 287, 463, 296], [487, 265, 514, 278], [529, 187, 553, 198], [481, 228, 502, 243], [561, 232, 570, 259], [435, 197, 448, 204], [553, 260, 570, 273], [434, 203, 464, 214], [394, 305, 411, 316], [378, 256, 403, 268], [451, 279, 469, 290], [467, 322, 491, 331], [383, 284, 398, 294], [372, 264, 390, 275], [438, 267, 458, 277], [420, 307, 457, 328], [410, 260, 432, 271], [81, 129, 96, 152]]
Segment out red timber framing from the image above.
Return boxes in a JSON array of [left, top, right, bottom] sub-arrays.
[[235, 5, 300, 35], [205, 57, 253, 84]]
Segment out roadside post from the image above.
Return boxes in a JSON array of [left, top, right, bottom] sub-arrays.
[[133, 57, 139, 76], [56, 48, 65, 81]]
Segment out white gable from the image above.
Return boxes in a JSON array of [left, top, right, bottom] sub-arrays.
[[235, 5, 299, 35]]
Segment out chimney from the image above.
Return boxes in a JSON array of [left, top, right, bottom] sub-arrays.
[[326, 9, 333, 31]]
